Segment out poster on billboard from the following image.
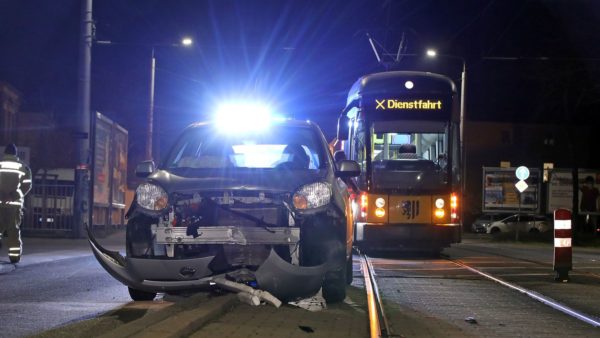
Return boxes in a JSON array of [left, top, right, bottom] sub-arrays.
[[111, 124, 128, 208], [93, 112, 128, 209], [548, 169, 600, 214], [93, 114, 112, 206], [482, 167, 541, 213]]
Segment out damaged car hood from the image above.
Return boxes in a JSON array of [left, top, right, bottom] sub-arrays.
[[149, 168, 329, 193]]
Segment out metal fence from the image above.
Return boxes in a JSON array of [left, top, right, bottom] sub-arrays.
[[22, 173, 75, 237]]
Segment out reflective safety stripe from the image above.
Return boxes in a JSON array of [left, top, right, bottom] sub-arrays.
[[0, 168, 25, 177], [9, 247, 20, 251], [554, 220, 571, 230], [0, 161, 22, 170], [22, 179, 31, 183], [5, 201, 22, 206], [555, 238, 572, 248], [8, 253, 20, 257]]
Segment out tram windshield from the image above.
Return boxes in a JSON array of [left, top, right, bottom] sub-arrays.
[[370, 120, 449, 191]]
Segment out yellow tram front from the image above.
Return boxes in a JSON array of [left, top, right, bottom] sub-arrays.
[[337, 71, 462, 253]]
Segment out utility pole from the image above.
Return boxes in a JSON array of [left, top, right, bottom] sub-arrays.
[[146, 47, 156, 161], [74, 0, 92, 238]]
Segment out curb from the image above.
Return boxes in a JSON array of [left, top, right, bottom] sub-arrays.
[[99, 293, 237, 338]]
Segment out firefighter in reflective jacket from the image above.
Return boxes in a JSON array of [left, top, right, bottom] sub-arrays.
[[0, 144, 31, 263]]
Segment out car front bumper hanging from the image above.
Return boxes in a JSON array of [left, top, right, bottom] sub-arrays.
[[87, 225, 329, 300]]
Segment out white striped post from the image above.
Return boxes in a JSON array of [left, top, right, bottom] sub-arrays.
[[553, 208, 572, 282]]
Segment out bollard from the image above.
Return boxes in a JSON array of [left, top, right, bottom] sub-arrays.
[[553, 208, 572, 282]]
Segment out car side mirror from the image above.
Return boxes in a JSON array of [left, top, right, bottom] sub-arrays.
[[336, 160, 360, 178], [135, 160, 155, 178], [333, 150, 347, 163], [337, 115, 349, 141]]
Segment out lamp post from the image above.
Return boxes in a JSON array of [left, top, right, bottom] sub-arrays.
[[96, 37, 193, 162], [147, 37, 193, 162], [425, 50, 466, 165], [425, 49, 467, 224]]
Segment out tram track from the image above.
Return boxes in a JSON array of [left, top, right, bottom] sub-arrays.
[[362, 250, 600, 336], [445, 256, 600, 328], [453, 244, 600, 280]]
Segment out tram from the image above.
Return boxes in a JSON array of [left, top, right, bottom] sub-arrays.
[[336, 71, 462, 253]]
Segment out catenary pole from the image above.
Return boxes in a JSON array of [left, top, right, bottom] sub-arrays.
[[74, 0, 92, 238]]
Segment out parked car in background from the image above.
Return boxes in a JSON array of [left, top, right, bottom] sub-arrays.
[[471, 214, 505, 233], [486, 214, 552, 234]]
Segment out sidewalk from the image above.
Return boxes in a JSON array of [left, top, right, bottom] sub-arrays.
[[0, 229, 126, 272]]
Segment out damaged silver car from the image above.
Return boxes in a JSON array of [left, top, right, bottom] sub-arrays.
[[89, 118, 360, 304]]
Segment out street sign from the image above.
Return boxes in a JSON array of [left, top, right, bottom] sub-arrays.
[[515, 180, 528, 193], [516, 166, 530, 181]]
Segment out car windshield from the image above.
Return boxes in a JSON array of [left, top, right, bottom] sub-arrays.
[[164, 124, 325, 170]]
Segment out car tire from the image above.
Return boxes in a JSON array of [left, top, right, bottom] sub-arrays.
[[323, 265, 347, 304], [128, 287, 157, 301], [323, 245, 348, 303], [345, 255, 353, 285], [529, 228, 540, 233], [490, 227, 500, 234]]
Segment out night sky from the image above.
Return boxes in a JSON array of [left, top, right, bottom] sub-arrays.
[[1, 0, 600, 161]]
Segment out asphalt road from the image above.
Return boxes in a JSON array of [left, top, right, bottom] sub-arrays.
[[0, 232, 133, 338], [2, 231, 600, 337]]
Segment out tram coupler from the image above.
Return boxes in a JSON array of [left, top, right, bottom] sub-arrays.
[[553, 209, 572, 283]]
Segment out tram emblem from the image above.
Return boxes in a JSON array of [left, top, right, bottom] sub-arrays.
[[400, 200, 420, 220]]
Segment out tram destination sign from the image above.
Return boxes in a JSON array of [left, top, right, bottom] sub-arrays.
[[375, 98, 443, 110]]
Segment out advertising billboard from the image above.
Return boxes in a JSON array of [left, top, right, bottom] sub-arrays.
[[548, 169, 600, 214], [482, 167, 541, 213], [93, 112, 128, 209]]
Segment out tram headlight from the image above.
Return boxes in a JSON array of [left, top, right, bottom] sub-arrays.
[[435, 198, 445, 209], [293, 182, 331, 210], [136, 183, 168, 211], [375, 197, 386, 208], [434, 209, 445, 218], [375, 207, 386, 218]]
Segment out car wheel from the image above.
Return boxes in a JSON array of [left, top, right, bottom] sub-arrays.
[[529, 228, 540, 233], [490, 227, 500, 234], [323, 263, 347, 303], [345, 255, 353, 285], [128, 287, 157, 301]]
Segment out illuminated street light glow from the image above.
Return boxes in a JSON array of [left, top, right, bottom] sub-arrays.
[[426, 49, 437, 57], [404, 80, 414, 89], [181, 37, 193, 46]]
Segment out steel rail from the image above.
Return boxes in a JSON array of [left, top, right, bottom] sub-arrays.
[[448, 258, 600, 328], [365, 255, 392, 336], [360, 255, 382, 338]]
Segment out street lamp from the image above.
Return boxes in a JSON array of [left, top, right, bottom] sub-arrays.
[[147, 37, 193, 161], [95, 37, 193, 162], [426, 49, 467, 222]]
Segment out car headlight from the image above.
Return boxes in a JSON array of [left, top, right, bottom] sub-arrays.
[[136, 183, 168, 211], [292, 182, 331, 210]]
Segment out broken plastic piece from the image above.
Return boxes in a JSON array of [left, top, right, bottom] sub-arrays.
[[464, 316, 477, 324], [237, 292, 261, 306], [213, 277, 282, 308]]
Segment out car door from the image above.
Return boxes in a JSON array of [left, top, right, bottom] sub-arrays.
[[502, 215, 518, 232], [520, 215, 535, 232]]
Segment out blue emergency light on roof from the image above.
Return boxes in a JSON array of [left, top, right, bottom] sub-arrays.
[[215, 102, 275, 133]]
